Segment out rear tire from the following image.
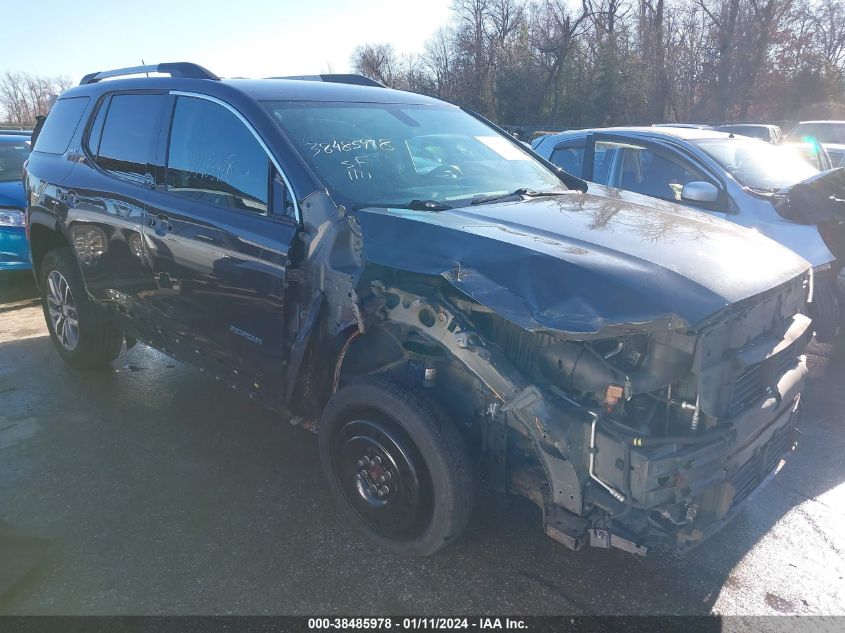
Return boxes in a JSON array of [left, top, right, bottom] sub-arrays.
[[39, 247, 123, 369], [318, 375, 475, 556]]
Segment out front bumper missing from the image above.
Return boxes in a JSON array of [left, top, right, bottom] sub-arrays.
[[673, 394, 800, 551], [544, 356, 806, 556], [375, 285, 808, 556]]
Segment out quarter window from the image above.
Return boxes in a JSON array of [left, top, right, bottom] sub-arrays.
[[166, 96, 269, 214], [33, 97, 90, 155], [85, 96, 109, 157], [94, 93, 164, 185], [550, 145, 585, 177]]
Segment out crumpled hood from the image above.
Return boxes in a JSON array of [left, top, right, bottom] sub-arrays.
[[355, 185, 810, 335], [0, 180, 25, 208]]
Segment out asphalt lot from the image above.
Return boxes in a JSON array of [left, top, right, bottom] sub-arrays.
[[0, 269, 843, 617]]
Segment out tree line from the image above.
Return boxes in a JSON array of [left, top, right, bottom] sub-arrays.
[[0, 72, 72, 128], [352, 0, 845, 130]]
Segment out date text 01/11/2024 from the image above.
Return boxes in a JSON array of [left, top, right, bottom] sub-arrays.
[[306, 618, 527, 630]]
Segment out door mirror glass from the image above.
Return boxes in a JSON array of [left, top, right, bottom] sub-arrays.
[[681, 181, 719, 203]]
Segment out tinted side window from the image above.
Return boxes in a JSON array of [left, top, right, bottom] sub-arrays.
[[596, 140, 713, 203], [95, 94, 164, 185], [634, 150, 709, 201], [550, 145, 584, 177], [33, 97, 90, 154], [85, 96, 110, 157], [166, 96, 269, 214]]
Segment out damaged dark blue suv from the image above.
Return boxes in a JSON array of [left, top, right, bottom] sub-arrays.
[[25, 63, 812, 556]]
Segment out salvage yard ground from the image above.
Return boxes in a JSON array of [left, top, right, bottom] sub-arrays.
[[0, 269, 843, 616]]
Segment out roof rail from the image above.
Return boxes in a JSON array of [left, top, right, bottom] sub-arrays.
[[271, 74, 385, 88], [79, 62, 219, 86]]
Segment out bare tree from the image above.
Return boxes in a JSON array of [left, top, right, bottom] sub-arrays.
[[452, 0, 496, 113], [530, 0, 590, 118], [0, 72, 70, 126], [424, 27, 460, 100], [347, 0, 845, 128], [350, 43, 403, 88], [815, 0, 845, 68]]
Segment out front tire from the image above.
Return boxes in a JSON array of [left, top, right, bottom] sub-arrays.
[[318, 376, 475, 556], [40, 247, 123, 369]]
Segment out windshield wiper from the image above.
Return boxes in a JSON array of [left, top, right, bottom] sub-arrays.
[[469, 188, 568, 206], [373, 199, 454, 211]]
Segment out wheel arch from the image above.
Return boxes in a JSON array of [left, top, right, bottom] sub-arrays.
[[28, 214, 72, 285]]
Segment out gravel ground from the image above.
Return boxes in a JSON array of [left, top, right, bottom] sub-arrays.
[[0, 269, 843, 616]]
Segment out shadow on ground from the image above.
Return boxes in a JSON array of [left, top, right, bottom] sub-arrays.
[[0, 271, 38, 306]]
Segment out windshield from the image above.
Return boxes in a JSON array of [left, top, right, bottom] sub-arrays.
[[786, 123, 845, 144], [692, 137, 818, 191], [263, 101, 562, 208], [0, 139, 30, 183]]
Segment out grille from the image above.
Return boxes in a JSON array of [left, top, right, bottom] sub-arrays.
[[730, 455, 761, 509], [729, 425, 795, 511], [775, 349, 799, 376], [764, 425, 793, 473], [727, 364, 766, 418], [726, 338, 801, 418]]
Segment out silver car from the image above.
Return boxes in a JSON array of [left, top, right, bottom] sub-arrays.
[[785, 121, 845, 168], [533, 126, 845, 339], [715, 123, 783, 144]]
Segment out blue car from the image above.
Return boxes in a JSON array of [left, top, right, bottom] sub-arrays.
[[0, 133, 32, 270]]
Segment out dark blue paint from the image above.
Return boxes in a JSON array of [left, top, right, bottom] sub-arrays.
[[356, 189, 809, 334]]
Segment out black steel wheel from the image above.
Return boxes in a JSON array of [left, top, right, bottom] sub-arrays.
[[319, 376, 475, 556]]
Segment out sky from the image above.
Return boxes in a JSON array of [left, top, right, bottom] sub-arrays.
[[2, 0, 454, 83]]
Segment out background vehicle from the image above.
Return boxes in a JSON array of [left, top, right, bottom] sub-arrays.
[[782, 140, 834, 171], [785, 120, 845, 144], [533, 126, 845, 340], [822, 144, 845, 168], [0, 132, 31, 271], [652, 123, 713, 129], [714, 123, 782, 144], [785, 120, 845, 167], [25, 64, 811, 558]]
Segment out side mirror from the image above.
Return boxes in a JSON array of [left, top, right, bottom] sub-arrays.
[[681, 181, 719, 204]]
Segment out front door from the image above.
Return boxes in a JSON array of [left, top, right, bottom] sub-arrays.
[[142, 93, 298, 399], [584, 133, 727, 214]]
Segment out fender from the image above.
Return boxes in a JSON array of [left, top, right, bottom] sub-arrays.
[[26, 209, 88, 291]]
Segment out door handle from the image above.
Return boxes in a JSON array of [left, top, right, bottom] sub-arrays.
[[148, 214, 173, 237]]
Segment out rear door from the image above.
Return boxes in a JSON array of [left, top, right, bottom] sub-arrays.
[[142, 93, 299, 395], [64, 92, 166, 307], [583, 132, 728, 213]]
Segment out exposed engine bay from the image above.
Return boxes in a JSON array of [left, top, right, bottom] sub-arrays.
[[269, 187, 816, 557], [329, 270, 810, 555]]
